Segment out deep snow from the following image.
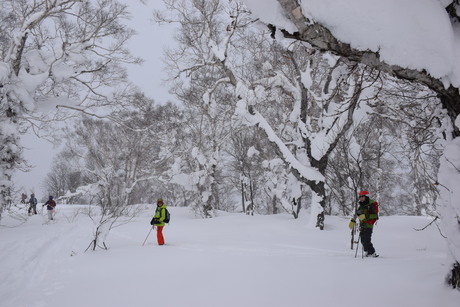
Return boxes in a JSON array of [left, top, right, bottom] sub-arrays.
[[1, 205, 459, 307]]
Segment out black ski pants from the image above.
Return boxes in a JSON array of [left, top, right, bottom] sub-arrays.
[[360, 227, 375, 255]]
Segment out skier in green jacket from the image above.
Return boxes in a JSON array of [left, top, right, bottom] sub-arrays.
[[151, 198, 167, 245], [354, 190, 379, 257]]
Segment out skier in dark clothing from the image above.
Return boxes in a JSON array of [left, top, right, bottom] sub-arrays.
[[43, 195, 56, 221], [350, 190, 379, 257], [28, 193, 38, 215]]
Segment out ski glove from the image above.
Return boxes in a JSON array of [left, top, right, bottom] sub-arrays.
[[358, 214, 366, 221], [348, 219, 356, 229]]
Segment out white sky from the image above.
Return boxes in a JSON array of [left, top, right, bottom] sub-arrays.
[[121, 0, 176, 102]]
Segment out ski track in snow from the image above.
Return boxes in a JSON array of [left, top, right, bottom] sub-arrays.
[[0, 210, 88, 307]]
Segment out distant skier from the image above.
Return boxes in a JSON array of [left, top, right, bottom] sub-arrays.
[[21, 193, 27, 204], [43, 195, 57, 221], [28, 193, 38, 215], [349, 190, 379, 257]]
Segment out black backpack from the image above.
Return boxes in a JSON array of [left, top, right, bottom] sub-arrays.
[[164, 208, 170, 223]]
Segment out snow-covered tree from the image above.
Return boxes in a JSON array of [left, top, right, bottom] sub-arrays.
[[54, 95, 179, 250], [376, 80, 443, 215], [63, 116, 151, 250], [43, 151, 85, 203], [226, 129, 265, 214], [155, 0, 245, 217], [0, 0, 140, 218]]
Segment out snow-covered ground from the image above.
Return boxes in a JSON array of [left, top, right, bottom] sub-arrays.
[[1, 204, 459, 307]]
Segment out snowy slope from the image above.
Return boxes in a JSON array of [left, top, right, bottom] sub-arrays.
[[0, 205, 458, 307]]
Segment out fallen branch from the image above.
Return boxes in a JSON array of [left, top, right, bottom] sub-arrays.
[[413, 216, 446, 238]]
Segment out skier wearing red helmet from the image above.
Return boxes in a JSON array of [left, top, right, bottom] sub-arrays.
[[351, 190, 379, 257]]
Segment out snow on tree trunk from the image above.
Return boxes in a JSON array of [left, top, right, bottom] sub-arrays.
[[438, 132, 460, 288], [309, 192, 324, 229]]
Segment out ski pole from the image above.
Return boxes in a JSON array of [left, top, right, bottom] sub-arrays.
[[350, 222, 356, 250], [142, 226, 154, 246], [354, 232, 361, 258]]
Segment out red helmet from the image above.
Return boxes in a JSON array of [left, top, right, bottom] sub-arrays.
[[359, 190, 369, 196]]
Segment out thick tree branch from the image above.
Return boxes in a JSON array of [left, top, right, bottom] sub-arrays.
[[275, 0, 460, 136]]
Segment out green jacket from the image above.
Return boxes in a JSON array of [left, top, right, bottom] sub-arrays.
[[357, 198, 379, 228], [153, 204, 167, 226]]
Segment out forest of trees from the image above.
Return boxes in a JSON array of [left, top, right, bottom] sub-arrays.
[[46, 1, 443, 216], [1, 0, 458, 288]]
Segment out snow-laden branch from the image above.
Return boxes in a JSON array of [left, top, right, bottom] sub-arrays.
[[55, 104, 152, 133], [236, 98, 324, 182]]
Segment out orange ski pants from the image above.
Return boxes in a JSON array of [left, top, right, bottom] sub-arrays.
[[156, 226, 165, 245]]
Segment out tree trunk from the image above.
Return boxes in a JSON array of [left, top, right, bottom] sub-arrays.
[[241, 181, 246, 214], [448, 262, 460, 289]]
